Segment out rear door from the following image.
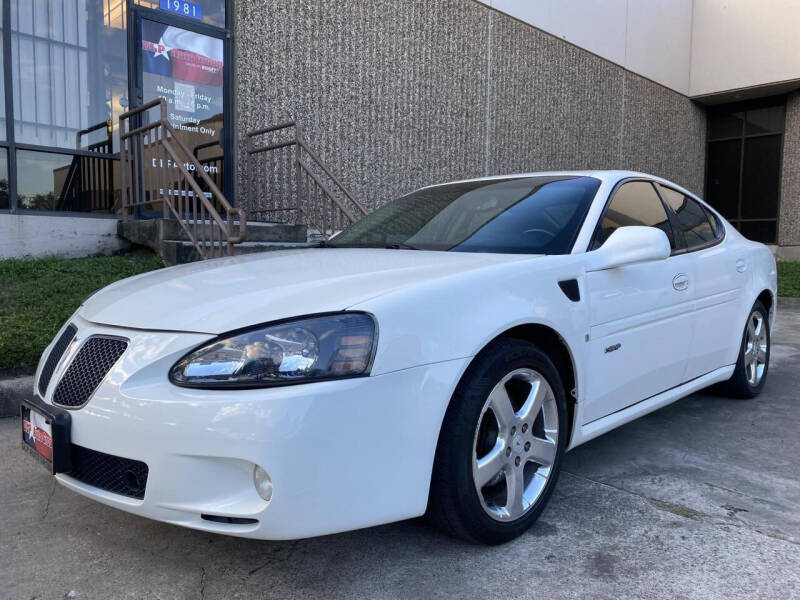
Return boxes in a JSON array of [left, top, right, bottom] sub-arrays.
[[582, 180, 696, 424], [655, 184, 745, 378]]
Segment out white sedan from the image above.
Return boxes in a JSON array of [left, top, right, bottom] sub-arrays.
[[22, 171, 777, 544]]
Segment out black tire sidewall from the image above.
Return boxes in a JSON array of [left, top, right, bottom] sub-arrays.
[[435, 339, 568, 544]]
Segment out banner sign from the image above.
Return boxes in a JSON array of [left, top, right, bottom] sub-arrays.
[[140, 20, 224, 139]]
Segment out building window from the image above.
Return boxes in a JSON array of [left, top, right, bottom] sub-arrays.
[[17, 149, 117, 213], [0, 0, 230, 215], [10, 0, 128, 150], [0, 148, 8, 209], [705, 99, 785, 243]]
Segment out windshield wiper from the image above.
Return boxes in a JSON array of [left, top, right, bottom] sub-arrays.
[[384, 243, 421, 250]]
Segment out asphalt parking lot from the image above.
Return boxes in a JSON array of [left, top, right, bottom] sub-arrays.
[[2, 300, 799, 600]]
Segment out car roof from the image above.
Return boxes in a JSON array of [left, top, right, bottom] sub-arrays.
[[421, 170, 699, 201]]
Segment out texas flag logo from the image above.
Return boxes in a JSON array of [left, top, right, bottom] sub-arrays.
[[153, 39, 172, 60], [142, 22, 223, 88]]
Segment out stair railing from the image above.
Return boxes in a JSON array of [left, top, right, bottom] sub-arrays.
[[56, 120, 116, 213], [119, 98, 245, 259], [245, 122, 367, 239]]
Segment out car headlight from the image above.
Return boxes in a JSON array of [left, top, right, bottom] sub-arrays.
[[169, 312, 377, 388]]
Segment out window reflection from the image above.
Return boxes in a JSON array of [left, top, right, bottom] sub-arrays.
[[0, 149, 8, 210], [17, 150, 118, 213], [657, 184, 715, 249], [10, 0, 128, 150]]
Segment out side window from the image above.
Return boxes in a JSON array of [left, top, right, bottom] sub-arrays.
[[656, 184, 717, 250], [703, 207, 724, 240], [593, 181, 675, 249]]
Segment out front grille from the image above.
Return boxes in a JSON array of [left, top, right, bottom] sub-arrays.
[[38, 324, 77, 397], [69, 444, 149, 499], [52, 336, 128, 408]]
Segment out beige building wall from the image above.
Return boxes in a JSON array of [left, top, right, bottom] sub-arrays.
[[690, 0, 800, 97]]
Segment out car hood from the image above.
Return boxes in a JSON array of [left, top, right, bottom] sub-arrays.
[[79, 248, 537, 334]]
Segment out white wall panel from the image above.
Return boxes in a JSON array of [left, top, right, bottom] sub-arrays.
[[690, 0, 800, 96], [626, 0, 692, 95]]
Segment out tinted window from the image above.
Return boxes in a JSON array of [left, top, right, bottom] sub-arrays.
[[594, 181, 674, 249], [705, 100, 784, 243], [706, 139, 741, 219], [703, 207, 722, 239], [742, 136, 781, 219], [656, 184, 717, 249], [329, 176, 601, 255]]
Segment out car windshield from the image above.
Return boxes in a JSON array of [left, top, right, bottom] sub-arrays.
[[328, 176, 601, 254]]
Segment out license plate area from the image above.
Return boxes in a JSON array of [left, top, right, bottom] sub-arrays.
[[20, 399, 72, 474]]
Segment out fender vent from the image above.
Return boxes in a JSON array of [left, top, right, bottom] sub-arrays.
[[558, 279, 581, 302]]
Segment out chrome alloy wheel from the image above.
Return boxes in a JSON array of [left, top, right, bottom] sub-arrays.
[[472, 368, 558, 521], [744, 310, 769, 386]]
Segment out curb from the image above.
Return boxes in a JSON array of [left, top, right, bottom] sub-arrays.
[[0, 376, 33, 418]]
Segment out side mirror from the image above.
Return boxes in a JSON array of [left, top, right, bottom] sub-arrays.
[[586, 226, 671, 271]]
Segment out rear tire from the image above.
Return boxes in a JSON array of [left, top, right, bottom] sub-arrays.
[[722, 301, 770, 399], [427, 338, 567, 544]]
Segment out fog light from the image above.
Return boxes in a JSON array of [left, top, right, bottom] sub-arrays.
[[253, 465, 273, 502]]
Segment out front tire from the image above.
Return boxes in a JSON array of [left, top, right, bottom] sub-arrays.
[[427, 339, 567, 544], [723, 301, 771, 399]]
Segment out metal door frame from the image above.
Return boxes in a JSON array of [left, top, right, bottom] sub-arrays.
[[127, 2, 234, 207]]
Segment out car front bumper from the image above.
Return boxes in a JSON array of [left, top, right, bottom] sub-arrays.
[[37, 316, 469, 539]]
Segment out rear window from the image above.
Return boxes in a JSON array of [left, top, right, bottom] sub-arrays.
[[656, 184, 718, 250]]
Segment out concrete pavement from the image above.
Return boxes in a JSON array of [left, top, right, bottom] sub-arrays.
[[1, 300, 799, 599]]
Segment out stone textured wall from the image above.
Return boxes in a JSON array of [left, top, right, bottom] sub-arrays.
[[779, 91, 800, 246], [234, 0, 706, 213]]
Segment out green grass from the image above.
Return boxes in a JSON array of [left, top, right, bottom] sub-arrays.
[[0, 253, 796, 373], [778, 261, 800, 298], [0, 252, 164, 375]]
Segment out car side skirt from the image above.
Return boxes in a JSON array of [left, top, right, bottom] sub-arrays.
[[568, 364, 735, 450]]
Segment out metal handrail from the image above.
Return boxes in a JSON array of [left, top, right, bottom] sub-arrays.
[[119, 99, 245, 260], [245, 122, 367, 239], [56, 119, 116, 213], [76, 119, 113, 153]]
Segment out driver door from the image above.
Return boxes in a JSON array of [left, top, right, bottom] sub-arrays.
[[582, 181, 696, 424]]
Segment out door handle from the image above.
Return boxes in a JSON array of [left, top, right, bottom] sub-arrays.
[[672, 273, 689, 291], [736, 258, 747, 273]]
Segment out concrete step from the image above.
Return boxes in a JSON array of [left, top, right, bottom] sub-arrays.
[[161, 240, 313, 264], [119, 219, 309, 248], [161, 219, 308, 243]]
